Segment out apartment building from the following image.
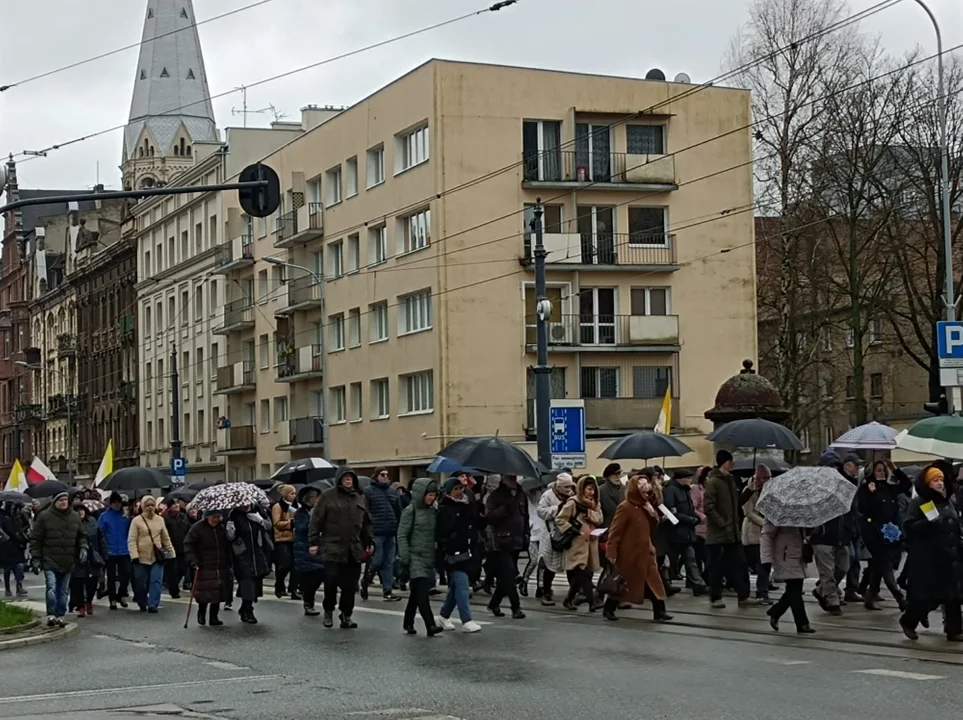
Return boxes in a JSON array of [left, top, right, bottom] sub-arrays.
[[213, 60, 756, 482]]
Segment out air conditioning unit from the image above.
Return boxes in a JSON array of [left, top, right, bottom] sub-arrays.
[[550, 325, 567, 343]]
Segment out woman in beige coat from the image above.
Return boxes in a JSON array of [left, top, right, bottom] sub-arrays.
[[555, 475, 603, 611], [128, 496, 175, 612]]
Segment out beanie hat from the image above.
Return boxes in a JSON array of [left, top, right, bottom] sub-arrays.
[[109, 491, 123, 505], [842, 453, 863, 466], [442, 477, 462, 495], [818, 449, 841, 467], [52, 491, 70, 503], [202, 509, 222, 518], [602, 463, 621, 478], [715, 450, 734, 467], [923, 466, 944, 487], [555, 472, 576, 496]]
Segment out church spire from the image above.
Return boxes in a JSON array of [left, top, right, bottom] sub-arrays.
[[122, 0, 218, 190]]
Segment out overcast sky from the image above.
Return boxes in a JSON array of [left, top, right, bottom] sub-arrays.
[[1, 0, 961, 190]]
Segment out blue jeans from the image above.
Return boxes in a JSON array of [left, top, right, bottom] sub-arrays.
[[43, 570, 70, 618], [371, 536, 396, 593], [133, 562, 164, 609], [440, 569, 472, 623], [3, 563, 24, 589]]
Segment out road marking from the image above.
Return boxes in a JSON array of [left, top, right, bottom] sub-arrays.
[[351, 606, 491, 625], [0, 675, 285, 705], [763, 659, 811, 666], [345, 710, 430, 717], [854, 669, 945, 681], [205, 660, 249, 671]]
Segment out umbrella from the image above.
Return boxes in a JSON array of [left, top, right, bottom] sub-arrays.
[[831, 421, 898, 450], [756, 466, 858, 528], [357, 475, 372, 491], [437, 436, 545, 478], [598, 431, 692, 461], [81, 499, 104, 514], [166, 488, 199, 503], [427, 456, 479, 475], [187, 481, 218, 492], [732, 454, 791, 476], [248, 478, 277, 490], [0, 491, 30, 504], [520, 471, 561, 491], [24, 479, 72, 499], [895, 415, 963, 459], [271, 458, 337, 484], [99, 467, 171, 492], [707, 418, 804, 451], [188, 483, 269, 513]]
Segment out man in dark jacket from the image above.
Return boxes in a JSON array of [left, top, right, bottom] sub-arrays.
[[662, 469, 706, 595], [484, 475, 527, 619], [809, 450, 851, 616], [30, 491, 86, 627], [1, 502, 29, 597], [704, 451, 757, 609], [164, 501, 192, 599], [309, 467, 372, 629], [98, 492, 132, 609], [362, 467, 402, 602], [598, 463, 625, 528]]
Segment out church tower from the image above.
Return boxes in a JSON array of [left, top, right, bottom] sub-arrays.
[[121, 0, 218, 191]]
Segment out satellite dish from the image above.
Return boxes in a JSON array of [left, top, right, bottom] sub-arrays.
[[645, 68, 666, 81], [674, 72, 691, 84]]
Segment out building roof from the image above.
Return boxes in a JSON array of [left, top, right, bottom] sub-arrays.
[[123, 0, 217, 159], [9, 190, 96, 238]]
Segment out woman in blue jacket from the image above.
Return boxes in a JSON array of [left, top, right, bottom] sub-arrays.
[[293, 486, 325, 616]]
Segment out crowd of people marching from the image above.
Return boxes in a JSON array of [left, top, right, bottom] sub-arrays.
[[1, 449, 961, 642]]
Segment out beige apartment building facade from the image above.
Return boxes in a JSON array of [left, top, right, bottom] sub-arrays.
[[212, 60, 757, 482]]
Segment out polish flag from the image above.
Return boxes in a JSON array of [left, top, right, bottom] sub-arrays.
[[26, 456, 57, 485]]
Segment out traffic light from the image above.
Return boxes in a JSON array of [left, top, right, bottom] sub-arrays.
[[923, 394, 949, 415], [237, 163, 280, 218]]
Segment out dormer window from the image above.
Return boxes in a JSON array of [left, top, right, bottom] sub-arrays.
[[160, 67, 169, 78], [180, 8, 189, 18], [186, 69, 195, 80], [140, 69, 146, 80], [147, 8, 154, 19]]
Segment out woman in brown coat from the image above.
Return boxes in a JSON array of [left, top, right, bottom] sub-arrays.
[[556, 475, 603, 611], [184, 511, 233, 626], [603, 475, 672, 622]]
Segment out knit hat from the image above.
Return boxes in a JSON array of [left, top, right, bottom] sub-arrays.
[[716, 450, 734, 467], [109, 491, 123, 505], [842, 453, 863, 467], [202, 509, 222, 518], [442, 477, 461, 495], [555, 472, 576, 496], [818, 449, 841, 467], [923, 466, 944, 487], [52, 491, 69, 503], [602, 463, 621, 478]]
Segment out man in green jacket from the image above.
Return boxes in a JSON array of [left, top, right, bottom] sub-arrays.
[[397, 478, 442, 636], [704, 451, 758, 610], [30, 491, 87, 627]]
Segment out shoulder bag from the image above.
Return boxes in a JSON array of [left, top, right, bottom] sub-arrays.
[[141, 517, 171, 564]]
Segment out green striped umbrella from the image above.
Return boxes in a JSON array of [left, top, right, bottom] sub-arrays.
[[895, 415, 963, 459]]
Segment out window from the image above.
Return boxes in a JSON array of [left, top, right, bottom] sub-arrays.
[[869, 317, 882, 345], [845, 325, 855, 348], [181, 230, 189, 262], [260, 399, 270, 431], [257, 216, 268, 238], [168, 296, 176, 328], [145, 362, 152, 386], [522, 120, 562, 182], [209, 280, 218, 314], [144, 305, 152, 335], [196, 348, 204, 385], [274, 396, 288, 423], [330, 386, 346, 423], [146, 421, 153, 450], [628, 207, 667, 244], [800, 427, 811, 454], [400, 371, 433, 414], [370, 301, 388, 343], [821, 377, 833, 399], [194, 286, 203, 321], [349, 382, 362, 422], [371, 378, 389, 419], [626, 125, 665, 155], [325, 165, 342, 207], [346, 234, 360, 273], [345, 157, 359, 197], [401, 209, 430, 254], [523, 203, 564, 240], [271, 264, 285, 293], [845, 375, 855, 399], [795, 332, 808, 350], [578, 287, 616, 344], [821, 331, 832, 353], [398, 124, 429, 172], [632, 366, 672, 399], [197, 410, 205, 443], [183, 413, 192, 444], [348, 308, 361, 347], [399, 290, 432, 334], [159, 418, 166, 446], [630, 287, 669, 316], [257, 269, 269, 302], [167, 236, 174, 268], [259, 334, 269, 368], [581, 366, 618, 398], [209, 215, 217, 249], [366, 145, 385, 187], [369, 225, 388, 265], [871, 373, 884, 398], [144, 250, 152, 278], [329, 313, 345, 351], [307, 178, 321, 205], [210, 343, 218, 378], [824, 425, 835, 448], [328, 241, 343, 279]]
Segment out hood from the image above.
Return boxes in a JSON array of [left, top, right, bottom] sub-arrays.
[[626, 476, 644, 506], [297, 485, 322, 505], [409, 477, 439, 507], [818, 449, 841, 468], [335, 466, 359, 492], [576, 475, 599, 506]]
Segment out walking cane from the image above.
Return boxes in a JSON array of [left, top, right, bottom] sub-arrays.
[[183, 566, 199, 629]]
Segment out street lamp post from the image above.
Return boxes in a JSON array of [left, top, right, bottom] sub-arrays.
[[264, 257, 330, 458], [16, 361, 72, 476]]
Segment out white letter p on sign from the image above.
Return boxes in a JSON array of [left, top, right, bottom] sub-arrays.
[[948, 326, 963, 353]]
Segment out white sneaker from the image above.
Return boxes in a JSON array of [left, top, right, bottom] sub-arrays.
[[439, 617, 456, 631], [462, 620, 482, 633]]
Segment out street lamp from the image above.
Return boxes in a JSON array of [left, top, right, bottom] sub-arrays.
[[263, 257, 330, 457], [15, 360, 73, 476]]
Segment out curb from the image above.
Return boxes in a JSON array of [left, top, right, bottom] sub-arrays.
[[0, 622, 78, 652], [0, 619, 40, 636]]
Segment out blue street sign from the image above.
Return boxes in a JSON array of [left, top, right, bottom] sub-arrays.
[[170, 457, 188, 477], [549, 404, 586, 455], [937, 321, 963, 368]]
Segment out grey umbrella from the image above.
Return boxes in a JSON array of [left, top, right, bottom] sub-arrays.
[[598, 431, 692, 461], [756, 466, 857, 528], [707, 418, 803, 451]]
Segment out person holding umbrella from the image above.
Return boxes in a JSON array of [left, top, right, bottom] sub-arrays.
[[293, 486, 325, 616], [227, 505, 273, 624], [761, 519, 814, 634], [436, 476, 482, 633], [184, 510, 233, 626], [704, 451, 758, 609], [662, 469, 707, 596], [484, 474, 527, 620], [857, 458, 910, 611], [164, 500, 192, 600], [397, 478, 443, 636], [99, 492, 132, 610]]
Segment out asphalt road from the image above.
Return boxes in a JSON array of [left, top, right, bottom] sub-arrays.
[[0, 587, 960, 720]]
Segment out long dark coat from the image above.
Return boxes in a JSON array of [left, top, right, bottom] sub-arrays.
[[904, 475, 961, 604], [606, 478, 666, 603], [229, 511, 271, 602], [308, 469, 372, 564], [0, 508, 29, 567], [184, 520, 233, 605], [436, 495, 481, 582]]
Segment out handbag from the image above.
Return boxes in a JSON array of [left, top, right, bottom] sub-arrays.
[[141, 518, 171, 565], [549, 517, 580, 552], [446, 550, 472, 565], [597, 566, 627, 596]]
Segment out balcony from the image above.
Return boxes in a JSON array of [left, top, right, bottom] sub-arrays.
[[120, 380, 136, 404], [119, 313, 136, 341], [276, 344, 323, 382], [213, 300, 254, 335], [274, 275, 321, 316], [56, 333, 76, 358], [46, 394, 75, 418], [523, 231, 678, 271], [525, 397, 672, 433], [525, 314, 680, 352], [212, 234, 255, 273], [15, 404, 44, 424], [214, 360, 256, 395], [522, 151, 677, 191], [275, 203, 323, 248], [277, 416, 325, 450], [216, 425, 256, 455]]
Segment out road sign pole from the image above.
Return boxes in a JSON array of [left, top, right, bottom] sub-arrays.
[[532, 199, 552, 470]]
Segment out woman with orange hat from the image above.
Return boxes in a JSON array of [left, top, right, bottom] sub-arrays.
[[899, 463, 962, 642]]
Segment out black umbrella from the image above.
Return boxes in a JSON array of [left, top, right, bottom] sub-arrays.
[[437, 436, 545, 478], [271, 457, 337, 485], [598, 431, 693, 461], [706, 418, 804, 451], [187, 481, 218, 491], [0, 490, 30, 504], [166, 487, 199, 503], [25, 479, 72, 499], [248, 478, 277, 490], [520, 471, 561, 491], [357, 475, 372, 490], [732, 454, 791, 477], [99, 467, 171, 492]]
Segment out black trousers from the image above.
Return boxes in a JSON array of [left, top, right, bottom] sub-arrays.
[[542, 568, 556, 595], [106, 555, 131, 602], [405, 577, 436, 628], [323, 561, 361, 616], [706, 542, 750, 602], [69, 576, 98, 609], [274, 542, 295, 594], [297, 569, 324, 609], [165, 558, 187, 597], [768, 578, 809, 630], [902, 599, 963, 638], [566, 567, 594, 605], [488, 550, 521, 611], [603, 585, 666, 618], [197, 602, 221, 622]]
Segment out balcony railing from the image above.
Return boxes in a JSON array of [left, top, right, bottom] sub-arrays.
[[287, 416, 324, 447], [215, 360, 256, 394], [276, 344, 323, 381], [526, 314, 680, 349], [213, 234, 255, 273], [525, 397, 671, 432], [522, 150, 677, 187], [523, 231, 677, 268], [46, 394, 75, 417], [57, 333, 76, 357], [275, 211, 297, 242], [214, 299, 254, 334], [220, 425, 256, 452], [120, 380, 136, 404], [289, 275, 321, 308], [120, 313, 136, 336], [276, 202, 323, 248], [15, 404, 43, 423]]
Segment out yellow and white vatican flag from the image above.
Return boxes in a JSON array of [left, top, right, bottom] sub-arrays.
[[93, 440, 114, 487], [654, 386, 672, 435], [4, 459, 28, 492]]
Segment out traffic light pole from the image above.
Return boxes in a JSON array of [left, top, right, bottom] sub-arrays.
[[170, 343, 182, 464], [532, 199, 552, 470]]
